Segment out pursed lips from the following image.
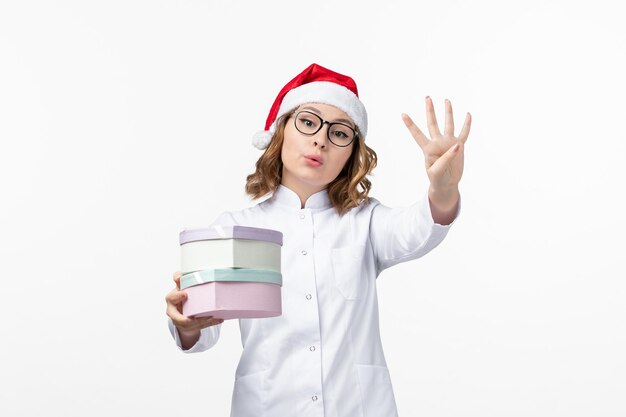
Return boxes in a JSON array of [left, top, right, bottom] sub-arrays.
[[305, 155, 324, 164]]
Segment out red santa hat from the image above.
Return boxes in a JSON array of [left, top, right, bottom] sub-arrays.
[[252, 63, 368, 150]]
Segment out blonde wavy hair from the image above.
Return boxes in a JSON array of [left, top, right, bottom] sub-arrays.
[[245, 108, 378, 216]]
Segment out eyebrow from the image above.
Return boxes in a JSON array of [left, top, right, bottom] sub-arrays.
[[300, 106, 355, 127]]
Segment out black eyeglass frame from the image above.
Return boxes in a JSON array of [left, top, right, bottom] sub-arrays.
[[292, 110, 358, 148]]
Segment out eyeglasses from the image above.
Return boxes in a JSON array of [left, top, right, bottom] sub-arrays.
[[292, 110, 358, 147]]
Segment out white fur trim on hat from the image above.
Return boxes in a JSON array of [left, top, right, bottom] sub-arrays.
[[252, 130, 273, 150], [276, 81, 368, 137]]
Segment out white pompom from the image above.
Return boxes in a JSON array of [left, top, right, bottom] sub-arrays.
[[252, 130, 273, 150]]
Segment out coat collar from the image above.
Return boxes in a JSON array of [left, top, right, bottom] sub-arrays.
[[271, 184, 332, 210]]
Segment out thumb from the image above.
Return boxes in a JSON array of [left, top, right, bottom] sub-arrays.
[[168, 290, 188, 305], [430, 143, 461, 174], [173, 272, 182, 290]]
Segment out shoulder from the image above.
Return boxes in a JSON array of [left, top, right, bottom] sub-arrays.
[[209, 200, 266, 227], [350, 195, 382, 216]]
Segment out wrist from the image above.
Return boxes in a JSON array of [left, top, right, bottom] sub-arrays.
[[177, 327, 201, 350], [428, 184, 459, 211], [177, 327, 200, 336]]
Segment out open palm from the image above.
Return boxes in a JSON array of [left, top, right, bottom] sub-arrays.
[[402, 97, 471, 190]]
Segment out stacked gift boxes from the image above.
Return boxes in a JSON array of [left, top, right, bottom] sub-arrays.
[[179, 225, 283, 320]]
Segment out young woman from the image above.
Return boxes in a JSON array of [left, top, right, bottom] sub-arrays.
[[165, 63, 471, 417]]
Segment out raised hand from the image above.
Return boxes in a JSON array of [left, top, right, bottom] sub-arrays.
[[401, 96, 471, 192]]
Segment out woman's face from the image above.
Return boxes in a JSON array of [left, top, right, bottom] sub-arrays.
[[280, 103, 355, 195]]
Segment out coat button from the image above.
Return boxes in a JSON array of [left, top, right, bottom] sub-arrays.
[[305, 294, 312, 300], [301, 250, 307, 255], [309, 346, 316, 351], [299, 213, 305, 219], [312, 395, 318, 401]]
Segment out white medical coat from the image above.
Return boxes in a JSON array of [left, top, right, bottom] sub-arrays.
[[169, 184, 459, 417]]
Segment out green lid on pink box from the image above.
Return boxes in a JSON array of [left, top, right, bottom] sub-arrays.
[[181, 268, 282, 289]]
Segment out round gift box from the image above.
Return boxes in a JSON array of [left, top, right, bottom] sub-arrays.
[[179, 225, 283, 319]]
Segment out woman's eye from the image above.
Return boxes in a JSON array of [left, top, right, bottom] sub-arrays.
[[299, 117, 316, 127]]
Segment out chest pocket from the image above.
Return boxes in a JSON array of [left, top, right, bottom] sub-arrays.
[[331, 245, 368, 300]]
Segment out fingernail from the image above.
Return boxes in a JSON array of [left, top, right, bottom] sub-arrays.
[[453, 143, 460, 152], [425, 96, 430, 100]]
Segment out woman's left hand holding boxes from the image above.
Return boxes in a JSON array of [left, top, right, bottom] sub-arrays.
[[165, 270, 225, 349]]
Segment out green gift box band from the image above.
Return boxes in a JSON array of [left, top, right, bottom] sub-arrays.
[[180, 268, 283, 290]]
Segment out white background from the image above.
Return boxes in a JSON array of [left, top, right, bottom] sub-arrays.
[[1, 1, 625, 416]]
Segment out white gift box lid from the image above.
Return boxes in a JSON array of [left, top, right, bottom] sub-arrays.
[[179, 225, 283, 246]]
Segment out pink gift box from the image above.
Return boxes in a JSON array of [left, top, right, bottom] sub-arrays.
[[182, 281, 282, 319]]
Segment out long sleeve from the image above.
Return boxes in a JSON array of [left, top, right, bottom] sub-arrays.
[[168, 318, 222, 353], [369, 190, 461, 274]]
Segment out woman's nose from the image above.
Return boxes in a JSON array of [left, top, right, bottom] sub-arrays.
[[313, 139, 326, 149], [312, 123, 330, 148]]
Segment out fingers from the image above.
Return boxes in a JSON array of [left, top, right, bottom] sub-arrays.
[[166, 288, 224, 331], [425, 97, 471, 143], [425, 96, 442, 139], [401, 113, 429, 149], [165, 287, 187, 318], [172, 309, 224, 332], [458, 112, 472, 144], [197, 317, 225, 329], [166, 288, 187, 305], [173, 271, 182, 290], [444, 99, 455, 137], [406, 97, 466, 145], [166, 275, 226, 332], [166, 301, 192, 326], [168, 305, 223, 331]]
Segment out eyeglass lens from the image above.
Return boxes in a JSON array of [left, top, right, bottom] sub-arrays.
[[294, 111, 355, 147]]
